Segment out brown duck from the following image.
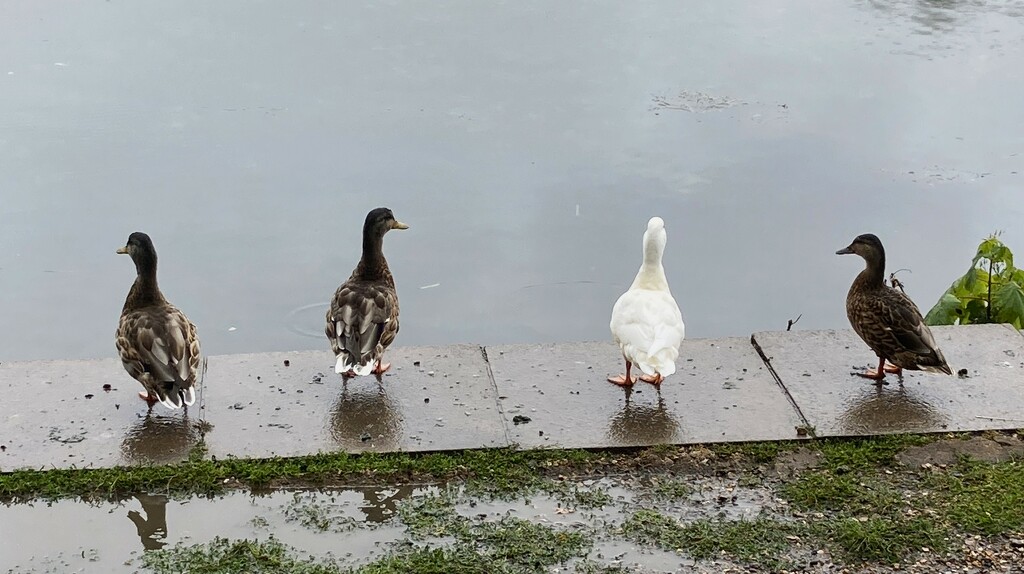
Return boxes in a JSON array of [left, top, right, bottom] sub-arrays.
[[326, 208, 408, 377], [837, 233, 951, 383], [116, 232, 201, 408]]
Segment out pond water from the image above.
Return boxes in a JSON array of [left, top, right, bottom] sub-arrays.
[[2, 0, 1023, 363]]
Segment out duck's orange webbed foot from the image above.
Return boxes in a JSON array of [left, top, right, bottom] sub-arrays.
[[607, 374, 636, 386], [372, 361, 391, 375], [883, 362, 902, 375], [639, 373, 664, 386], [138, 391, 159, 406], [855, 369, 886, 381], [854, 357, 890, 384]]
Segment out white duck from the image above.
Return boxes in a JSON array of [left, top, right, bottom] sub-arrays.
[[608, 217, 685, 387]]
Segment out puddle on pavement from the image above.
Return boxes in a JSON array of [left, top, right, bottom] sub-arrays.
[[328, 384, 404, 450], [838, 385, 947, 435], [607, 391, 682, 445], [0, 474, 784, 573], [120, 414, 204, 466]]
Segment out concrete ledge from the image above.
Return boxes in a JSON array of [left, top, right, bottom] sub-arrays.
[[487, 339, 804, 449], [752, 324, 1024, 436], [202, 345, 507, 460], [3, 326, 1024, 471]]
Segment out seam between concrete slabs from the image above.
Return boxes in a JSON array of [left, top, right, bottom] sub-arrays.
[[480, 345, 513, 446], [749, 333, 813, 432]]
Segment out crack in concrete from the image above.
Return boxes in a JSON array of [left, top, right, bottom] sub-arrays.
[[749, 334, 813, 435], [480, 345, 512, 447]]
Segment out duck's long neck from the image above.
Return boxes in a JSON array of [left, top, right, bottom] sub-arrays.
[[854, 250, 886, 290], [356, 230, 389, 280], [631, 234, 670, 290], [124, 258, 165, 310]]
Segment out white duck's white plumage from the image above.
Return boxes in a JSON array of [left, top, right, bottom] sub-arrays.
[[609, 217, 685, 383]]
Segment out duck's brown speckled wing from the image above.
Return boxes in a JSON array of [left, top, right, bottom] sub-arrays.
[[848, 286, 948, 371], [116, 305, 201, 407], [326, 279, 400, 369]]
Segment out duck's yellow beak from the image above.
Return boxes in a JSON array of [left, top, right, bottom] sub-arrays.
[[116, 246, 128, 255], [393, 221, 409, 230]]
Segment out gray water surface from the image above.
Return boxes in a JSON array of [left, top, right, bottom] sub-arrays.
[[2, 0, 1023, 361]]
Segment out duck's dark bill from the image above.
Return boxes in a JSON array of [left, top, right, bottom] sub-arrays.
[[836, 246, 854, 255]]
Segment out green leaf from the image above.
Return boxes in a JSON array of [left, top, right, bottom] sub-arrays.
[[994, 280, 1024, 326], [925, 292, 962, 326], [960, 268, 991, 295], [963, 266, 979, 291], [965, 299, 990, 324], [1011, 268, 1024, 286], [973, 236, 1013, 272]]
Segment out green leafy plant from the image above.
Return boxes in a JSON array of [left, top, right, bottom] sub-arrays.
[[925, 233, 1024, 328]]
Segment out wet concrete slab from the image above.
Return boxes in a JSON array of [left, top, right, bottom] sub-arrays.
[[752, 324, 1024, 436], [6, 326, 1024, 471], [0, 357, 200, 471], [486, 339, 806, 449], [202, 345, 507, 460], [0, 345, 507, 471]]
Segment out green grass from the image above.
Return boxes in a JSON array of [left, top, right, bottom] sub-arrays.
[[282, 492, 360, 533], [646, 476, 692, 500], [622, 510, 793, 567], [397, 489, 467, 539], [781, 470, 903, 513], [351, 547, 494, 574], [819, 515, 946, 564], [18, 433, 1024, 571], [775, 434, 1024, 564], [474, 517, 591, 568], [925, 458, 1024, 535], [0, 434, 947, 503], [540, 480, 615, 509], [392, 489, 592, 573], [0, 446, 598, 502], [814, 435, 934, 470], [142, 537, 341, 574]]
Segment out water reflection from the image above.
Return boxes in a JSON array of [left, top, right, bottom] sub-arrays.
[[862, 0, 1024, 34], [838, 385, 945, 434], [329, 380, 402, 451], [121, 414, 200, 465], [350, 485, 416, 524], [607, 388, 680, 445], [285, 302, 331, 340], [126, 494, 168, 551]]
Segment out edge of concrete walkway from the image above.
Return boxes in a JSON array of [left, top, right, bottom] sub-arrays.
[[3, 325, 1022, 471]]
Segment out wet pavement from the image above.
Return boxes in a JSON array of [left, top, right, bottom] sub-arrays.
[[0, 345, 506, 470], [752, 324, 1024, 436], [4, 326, 1024, 471], [202, 345, 506, 460], [488, 340, 804, 449]]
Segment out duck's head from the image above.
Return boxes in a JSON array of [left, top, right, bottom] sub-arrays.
[[364, 207, 409, 237], [836, 233, 885, 264], [642, 217, 667, 264], [117, 232, 158, 272]]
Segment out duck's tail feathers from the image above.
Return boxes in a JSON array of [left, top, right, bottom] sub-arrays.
[[634, 344, 679, 379], [336, 353, 375, 376], [919, 348, 953, 376], [155, 379, 194, 410], [919, 362, 953, 376]]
